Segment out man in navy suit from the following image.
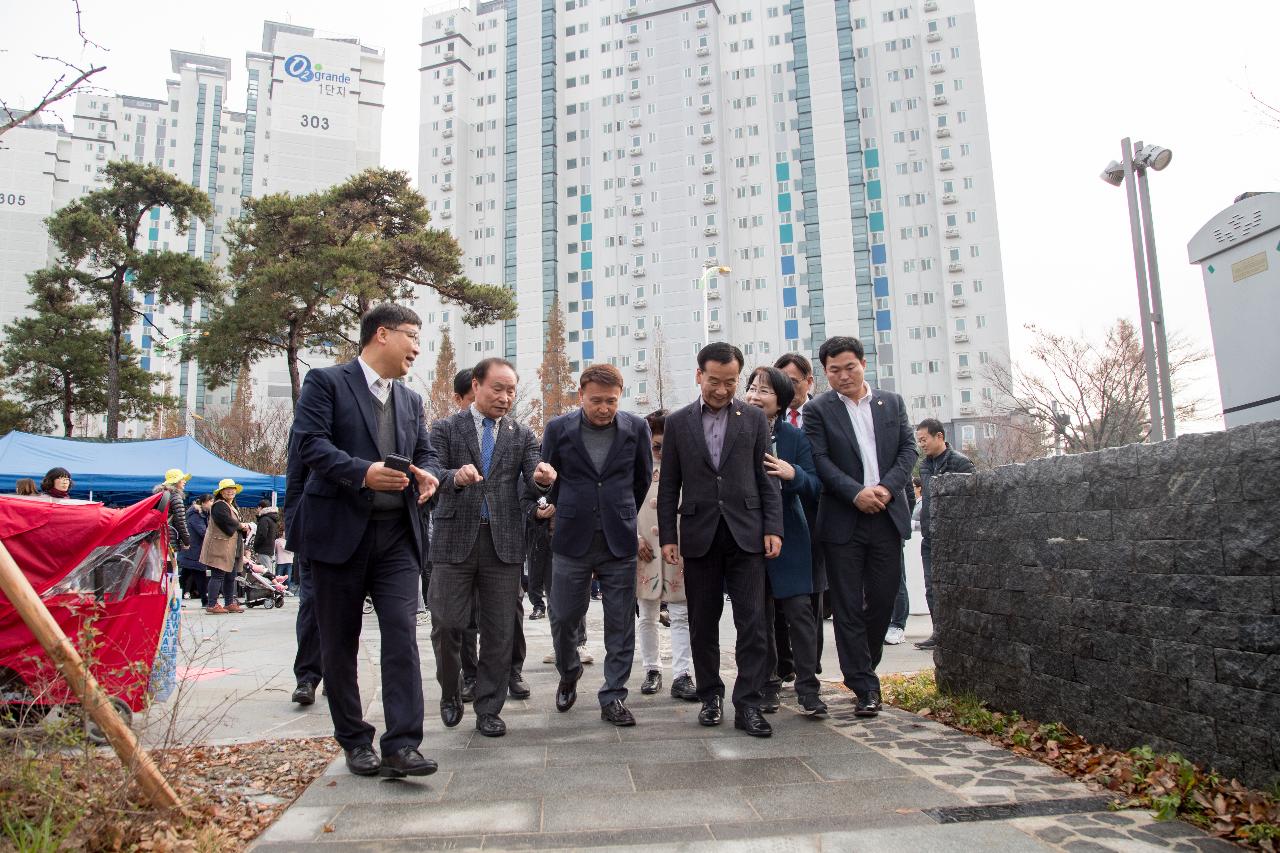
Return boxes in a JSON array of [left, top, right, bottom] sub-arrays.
[[539, 364, 653, 725], [289, 304, 440, 778], [803, 336, 916, 717]]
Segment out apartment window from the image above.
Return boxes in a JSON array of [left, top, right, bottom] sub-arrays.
[[926, 326, 939, 339], [910, 362, 923, 375], [976, 315, 988, 329], [973, 280, 984, 293]]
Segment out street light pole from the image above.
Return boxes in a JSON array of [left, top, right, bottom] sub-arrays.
[[1119, 137, 1165, 442], [697, 264, 731, 346], [1134, 147, 1177, 439]]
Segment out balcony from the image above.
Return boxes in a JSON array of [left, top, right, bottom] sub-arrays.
[[695, 18, 708, 28], [630, 206, 645, 216], [927, 32, 942, 42], [633, 297, 647, 308], [634, 362, 648, 371], [635, 394, 650, 404], [948, 262, 964, 272], [624, 6, 638, 16], [631, 235, 645, 246], [442, 128, 454, 138], [941, 193, 958, 204], [441, 155, 453, 165], [698, 75, 711, 86], [628, 90, 642, 99], [628, 61, 640, 71], [702, 194, 718, 204], [707, 289, 721, 300], [633, 329, 647, 339], [958, 405, 976, 415], [698, 104, 713, 114], [953, 333, 970, 343], [441, 183, 453, 192], [628, 117, 642, 127], [626, 33, 640, 43], [703, 225, 719, 236], [701, 163, 715, 174], [630, 176, 643, 186], [930, 63, 946, 74], [629, 146, 643, 156], [951, 296, 966, 307], [631, 267, 647, 277], [444, 76, 455, 86], [440, 209, 453, 219], [936, 127, 951, 138], [925, 0, 938, 10], [707, 321, 722, 332], [945, 227, 960, 239], [696, 46, 710, 56], [939, 160, 955, 171], [444, 24, 456, 34], [932, 95, 948, 106], [443, 102, 454, 111], [956, 368, 972, 378], [701, 134, 715, 144]]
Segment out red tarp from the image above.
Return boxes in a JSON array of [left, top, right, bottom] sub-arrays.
[[0, 494, 170, 712]]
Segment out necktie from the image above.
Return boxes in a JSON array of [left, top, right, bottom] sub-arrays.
[[372, 378, 389, 404], [788, 408, 799, 427], [480, 417, 495, 519]]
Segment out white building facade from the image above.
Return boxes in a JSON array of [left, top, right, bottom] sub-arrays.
[[416, 0, 1009, 441]]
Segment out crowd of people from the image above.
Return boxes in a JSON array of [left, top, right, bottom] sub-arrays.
[[278, 304, 973, 780]]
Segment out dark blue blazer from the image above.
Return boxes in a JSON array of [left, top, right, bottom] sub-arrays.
[[766, 420, 823, 600], [540, 410, 653, 559], [287, 359, 433, 565], [177, 505, 209, 570]]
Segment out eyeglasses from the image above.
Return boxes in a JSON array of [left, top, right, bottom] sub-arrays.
[[385, 327, 421, 344]]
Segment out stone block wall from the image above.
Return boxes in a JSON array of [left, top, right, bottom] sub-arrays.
[[930, 420, 1280, 788]]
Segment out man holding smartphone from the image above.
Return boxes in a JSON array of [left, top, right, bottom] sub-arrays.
[[289, 304, 440, 778]]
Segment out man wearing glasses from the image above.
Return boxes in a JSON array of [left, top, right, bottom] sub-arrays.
[[289, 304, 441, 778]]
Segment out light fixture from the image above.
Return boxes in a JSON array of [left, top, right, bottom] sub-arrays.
[[1135, 144, 1172, 171], [1100, 160, 1125, 186]]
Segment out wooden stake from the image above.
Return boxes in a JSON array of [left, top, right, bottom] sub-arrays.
[[0, 538, 182, 811]]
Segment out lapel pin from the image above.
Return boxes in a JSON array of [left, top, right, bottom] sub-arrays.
[[876, 400, 884, 406]]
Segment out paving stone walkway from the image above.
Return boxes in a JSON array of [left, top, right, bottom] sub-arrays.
[[202, 601, 1235, 851]]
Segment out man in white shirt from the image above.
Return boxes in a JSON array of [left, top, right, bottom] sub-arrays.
[[802, 336, 917, 717]]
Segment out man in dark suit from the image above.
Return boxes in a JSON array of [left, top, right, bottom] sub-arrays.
[[539, 364, 652, 725], [289, 303, 440, 778], [657, 342, 783, 738], [427, 357, 555, 738], [803, 335, 916, 717]]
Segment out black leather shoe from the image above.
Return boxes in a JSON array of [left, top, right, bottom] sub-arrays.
[[854, 693, 882, 717], [734, 706, 773, 737], [600, 699, 636, 727], [670, 674, 698, 702], [698, 696, 723, 726], [345, 745, 381, 777], [555, 674, 579, 713], [778, 668, 796, 684], [476, 713, 506, 737], [799, 693, 829, 718], [291, 682, 316, 706], [640, 670, 662, 695], [529, 604, 546, 620], [915, 634, 938, 650], [760, 691, 781, 713], [439, 696, 463, 728], [379, 747, 438, 778], [509, 672, 531, 699], [460, 676, 476, 703]]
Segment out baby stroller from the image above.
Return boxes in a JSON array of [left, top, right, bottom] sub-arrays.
[[237, 555, 286, 609], [0, 492, 172, 743]]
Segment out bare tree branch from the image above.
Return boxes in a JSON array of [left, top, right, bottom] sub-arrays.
[[0, 0, 107, 138]]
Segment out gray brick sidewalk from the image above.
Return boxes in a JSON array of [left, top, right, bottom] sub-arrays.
[[164, 600, 1232, 851]]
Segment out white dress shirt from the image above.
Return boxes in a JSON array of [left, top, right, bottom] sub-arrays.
[[357, 356, 392, 404], [839, 383, 880, 488]]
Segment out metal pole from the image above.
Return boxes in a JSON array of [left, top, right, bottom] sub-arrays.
[[1120, 137, 1164, 442], [1134, 155, 1177, 438], [698, 266, 713, 347]]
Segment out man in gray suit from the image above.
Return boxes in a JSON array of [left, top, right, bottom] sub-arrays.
[[658, 342, 783, 738], [427, 358, 556, 738], [803, 336, 916, 718]]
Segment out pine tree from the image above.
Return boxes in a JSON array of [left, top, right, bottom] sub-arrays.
[[427, 327, 458, 422], [34, 160, 219, 438], [530, 295, 577, 435]]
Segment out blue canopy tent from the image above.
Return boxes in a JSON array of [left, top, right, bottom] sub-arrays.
[[0, 432, 285, 506]]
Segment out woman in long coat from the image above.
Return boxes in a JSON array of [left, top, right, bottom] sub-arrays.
[[635, 410, 696, 701], [745, 366, 827, 718], [200, 479, 249, 614]]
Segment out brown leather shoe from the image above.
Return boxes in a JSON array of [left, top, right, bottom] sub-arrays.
[[226, 601, 245, 613], [205, 605, 228, 614]]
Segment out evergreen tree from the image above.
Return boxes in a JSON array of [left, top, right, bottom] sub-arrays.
[[191, 168, 515, 408], [33, 160, 218, 438], [1, 277, 171, 436], [426, 327, 458, 422], [530, 295, 577, 435]]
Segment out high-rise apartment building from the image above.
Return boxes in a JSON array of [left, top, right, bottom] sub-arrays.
[[0, 22, 384, 436], [416, 0, 1009, 444]]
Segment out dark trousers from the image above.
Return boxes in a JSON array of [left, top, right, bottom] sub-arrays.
[[812, 591, 826, 663], [889, 554, 910, 630], [549, 532, 636, 706], [429, 524, 521, 716], [292, 557, 323, 688], [527, 545, 551, 610], [205, 568, 235, 607], [773, 607, 794, 681], [457, 587, 526, 680], [179, 564, 209, 605], [765, 587, 820, 698], [682, 520, 768, 709], [310, 516, 423, 754], [922, 538, 935, 620], [823, 512, 903, 698]]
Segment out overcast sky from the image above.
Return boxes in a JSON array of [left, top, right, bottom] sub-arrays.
[[5, 0, 1278, 430]]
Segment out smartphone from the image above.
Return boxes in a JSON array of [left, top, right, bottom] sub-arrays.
[[768, 439, 778, 458], [383, 454, 411, 474]]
